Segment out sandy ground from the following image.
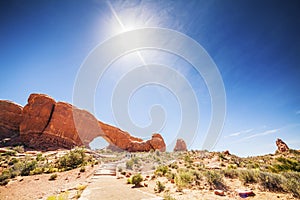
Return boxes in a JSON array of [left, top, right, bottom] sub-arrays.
[[0, 166, 94, 200]]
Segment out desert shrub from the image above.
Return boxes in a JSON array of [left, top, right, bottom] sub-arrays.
[[8, 157, 19, 166], [127, 177, 132, 184], [44, 167, 58, 174], [46, 192, 68, 200], [289, 149, 300, 156], [155, 181, 165, 193], [49, 173, 57, 180], [164, 193, 176, 200], [131, 173, 143, 186], [0, 170, 10, 185], [169, 162, 179, 169], [80, 166, 85, 172], [36, 153, 45, 161], [218, 153, 226, 161], [155, 150, 160, 156], [270, 157, 300, 173], [175, 171, 194, 190], [238, 169, 259, 184], [132, 157, 140, 164], [184, 155, 192, 164], [258, 171, 284, 192], [166, 172, 176, 181], [1, 150, 16, 156], [13, 145, 24, 153], [21, 160, 37, 176], [227, 164, 238, 169], [190, 169, 201, 180], [57, 148, 85, 170], [247, 163, 260, 169], [223, 169, 239, 179], [204, 170, 225, 189], [30, 167, 44, 175], [126, 159, 134, 170], [155, 165, 168, 176], [281, 172, 300, 197]]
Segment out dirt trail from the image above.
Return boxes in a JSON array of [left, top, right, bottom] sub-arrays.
[[79, 162, 163, 200]]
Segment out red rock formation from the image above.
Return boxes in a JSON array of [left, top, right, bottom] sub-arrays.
[[0, 100, 23, 140], [173, 138, 187, 151], [1, 93, 166, 152], [223, 150, 230, 155], [276, 138, 289, 153], [20, 94, 55, 136]]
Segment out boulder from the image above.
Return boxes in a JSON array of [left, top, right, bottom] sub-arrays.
[[173, 138, 187, 151], [214, 190, 225, 196], [0, 100, 23, 140], [276, 138, 289, 153]]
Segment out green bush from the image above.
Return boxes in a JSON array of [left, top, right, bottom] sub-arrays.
[[21, 160, 37, 176], [30, 167, 44, 175], [49, 173, 58, 181], [238, 169, 259, 184], [281, 172, 300, 197], [223, 169, 239, 179], [126, 159, 134, 170], [204, 170, 225, 189], [155, 181, 165, 193], [270, 157, 300, 173], [184, 155, 192, 164], [80, 166, 85, 172], [131, 173, 143, 186], [57, 148, 85, 170], [127, 177, 132, 184], [258, 171, 284, 192], [155, 165, 168, 176], [163, 193, 176, 200], [1, 150, 16, 156], [175, 171, 194, 190], [169, 162, 179, 169], [0, 170, 10, 186], [13, 145, 24, 153], [8, 157, 19, 166], [36, 153, 45, 161]]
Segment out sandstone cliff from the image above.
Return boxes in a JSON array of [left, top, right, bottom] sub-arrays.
[[0, 93, 166, 152]]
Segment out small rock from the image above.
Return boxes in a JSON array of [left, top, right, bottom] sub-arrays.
[[144, 182, 148, 187], [214, 190, 225, 196], [223, 150, 230, 155], [236, 189, 255, 198]]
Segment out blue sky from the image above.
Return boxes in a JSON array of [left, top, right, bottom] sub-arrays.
[[1, 0, 300, 156]]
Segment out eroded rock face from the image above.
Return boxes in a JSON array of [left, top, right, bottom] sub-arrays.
[[20, 94, 55, 136], [99, 121, 165, 152], [173, 138, 187, 152], [0, 100, 23, 140], [1, 93, 166, 152], [276, 138, 289, 153]]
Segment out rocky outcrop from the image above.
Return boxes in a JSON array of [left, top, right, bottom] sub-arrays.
[[0, 100, 23, 140], [0, 93, 166, 152], [99, 121, 165, 152], [173, 138, 187, 151], [20, 94, 55, 136], [276, 138, 289, 153]]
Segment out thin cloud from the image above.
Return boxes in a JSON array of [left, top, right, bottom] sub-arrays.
[[244, 129, 279, 140], [227, 129, 253, 137], [296, 110, 300, 115]]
